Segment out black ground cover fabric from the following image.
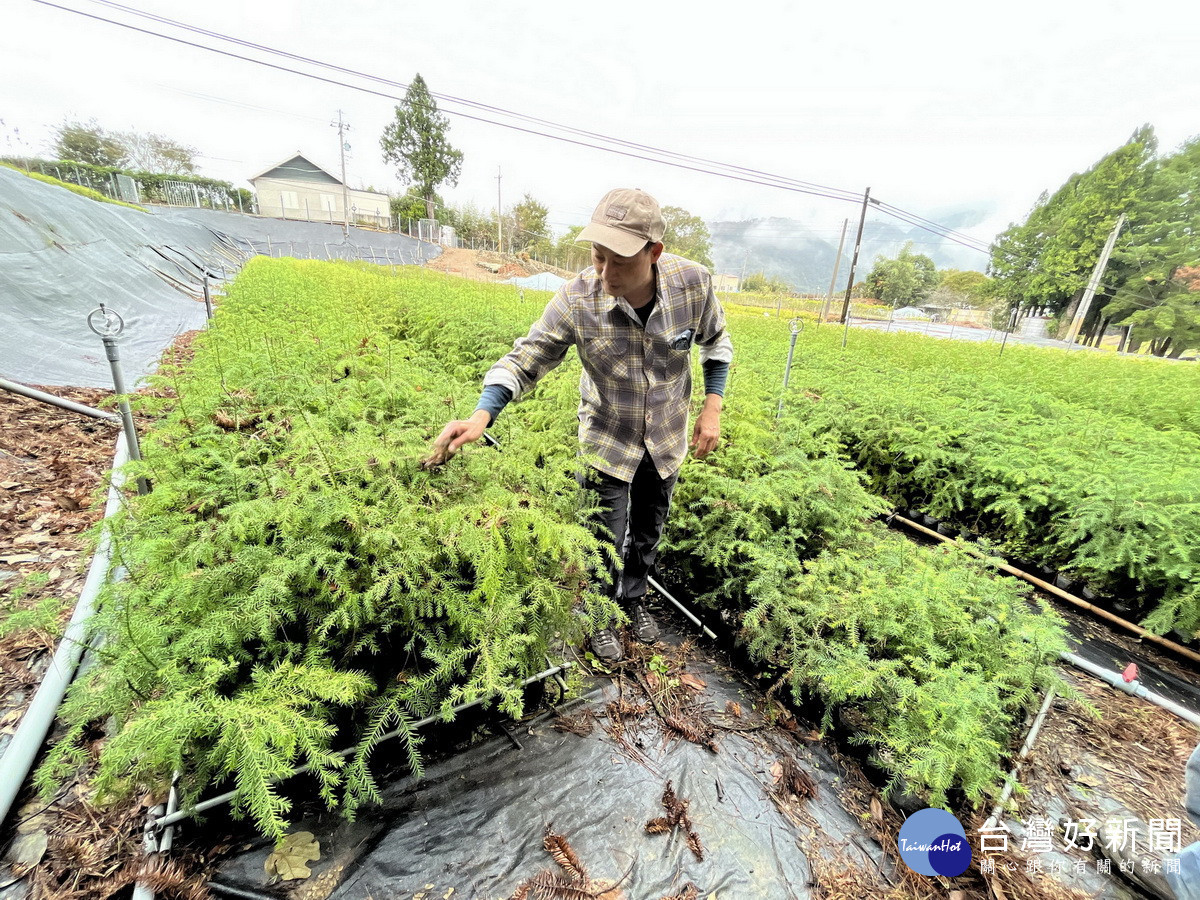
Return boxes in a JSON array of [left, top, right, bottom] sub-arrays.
[[209, 626, 896, 899], [0, 171, 437, 388]]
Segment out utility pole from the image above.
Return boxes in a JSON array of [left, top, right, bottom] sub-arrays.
[[495, 166, 503, 254], [821, 218, 849, 322], [331, 111, 351, 240], [1065, 213, 1126, 348], [840, 188, 877, 348]]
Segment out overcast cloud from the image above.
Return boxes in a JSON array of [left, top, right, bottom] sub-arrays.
[[4, 0, 1199, 270]]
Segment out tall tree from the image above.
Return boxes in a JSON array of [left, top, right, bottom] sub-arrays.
[[937, 269, 991, 305], [865, 242, 938, 306], [554, 225, 586, 271], [116, 131, 197, 174], [1103, 136, 1200, 355], [988, 126, 1158, 318], [1117, 277, 1200, 357], [53, 119, 125, 167], [510, 192, 550, 254], [661, 205, 714, 269], [380, 74, 463, 220], [449, 202, 493, 248]]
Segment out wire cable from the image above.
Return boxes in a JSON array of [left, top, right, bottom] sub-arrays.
[[31, 0, 995, 254], [78, 0, 868, 204]]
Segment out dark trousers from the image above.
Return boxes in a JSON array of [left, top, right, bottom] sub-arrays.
[[581, 452, 679, 605]]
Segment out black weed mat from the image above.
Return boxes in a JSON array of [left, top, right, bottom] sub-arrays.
[[206, 622, 898, 899]]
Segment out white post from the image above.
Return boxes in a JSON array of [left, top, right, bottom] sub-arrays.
[[821, 218, 849, 323], [1065, 214, 1126, 348]]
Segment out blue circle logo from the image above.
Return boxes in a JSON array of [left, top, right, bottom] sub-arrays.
[[897, 808, 971, 877]]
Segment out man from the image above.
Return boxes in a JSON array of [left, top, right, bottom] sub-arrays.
[[430, 188, 733, 662], [1167, 742, 1200, 898]]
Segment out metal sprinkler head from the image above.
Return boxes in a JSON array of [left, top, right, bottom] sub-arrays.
[[87, 303, 125, 338]]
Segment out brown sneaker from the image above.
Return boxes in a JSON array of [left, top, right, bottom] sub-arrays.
[[589, 626, 623, 662], [629, 602, 660, 644]]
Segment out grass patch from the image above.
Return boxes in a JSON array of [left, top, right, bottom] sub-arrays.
[[1, 161, 145, 212]]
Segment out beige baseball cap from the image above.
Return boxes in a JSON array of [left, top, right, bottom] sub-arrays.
[[578, 188, 666, 257]]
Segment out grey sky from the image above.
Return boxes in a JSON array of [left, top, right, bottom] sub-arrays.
[[4, 0, 1199, 269]]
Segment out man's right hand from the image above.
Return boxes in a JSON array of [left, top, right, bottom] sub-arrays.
[[424, 409, 490, 468]]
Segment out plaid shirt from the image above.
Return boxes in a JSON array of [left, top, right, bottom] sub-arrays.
[[484, 253, 733, 482]]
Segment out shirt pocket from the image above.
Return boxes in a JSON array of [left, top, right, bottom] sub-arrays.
[[580, 331, 630, 381], [651, 334, 691, 383]]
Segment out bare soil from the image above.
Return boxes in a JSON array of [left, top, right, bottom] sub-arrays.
[[424, 246, 574, 284], [0, 386, 118, 709]]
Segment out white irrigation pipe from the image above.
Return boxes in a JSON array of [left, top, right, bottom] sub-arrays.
[[131, 774, 180, 900], [888, 512, 1200, 730], [648, 576, 718, 640], [981, 653, 1200, 837], [982, 686, 1057, 831], [890, 513, 1200, 666], [0, 377, 120, 423], [1062, 651, 1200, 728], [0, 438, 127, 826]]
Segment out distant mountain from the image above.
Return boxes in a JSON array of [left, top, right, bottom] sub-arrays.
[[710, 215, 990, 292]]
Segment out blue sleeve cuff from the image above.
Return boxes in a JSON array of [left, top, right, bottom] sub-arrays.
[[702, 360, 729, 397], [476, 384, 513, 426]]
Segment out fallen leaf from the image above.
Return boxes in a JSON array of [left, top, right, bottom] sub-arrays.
[[679, 672, 706, 693], [0, 554, 39, 564], [265, 831, 320, 882], [870, 797, 884, 824], [14, 801, 52, 835], [5, 829, 48, 871], [770, 761, 784, 784]]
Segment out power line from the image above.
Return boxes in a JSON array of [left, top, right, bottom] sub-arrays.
[[32, 0, 996, 254], [874, 200, 993, 250], [77, 0, 868, 205], [871, 205, 993, 254], [31, 0, 856, 204]]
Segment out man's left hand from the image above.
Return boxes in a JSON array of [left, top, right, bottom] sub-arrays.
[[691, 395, 722, 459]]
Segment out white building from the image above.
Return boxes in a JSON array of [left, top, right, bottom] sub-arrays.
[[250, 153, 390, 229]]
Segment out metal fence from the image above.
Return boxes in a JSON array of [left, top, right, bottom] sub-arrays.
[[18, 161, 128, 200], [158, 179, 252, 213], [5, 161, 254, 213]]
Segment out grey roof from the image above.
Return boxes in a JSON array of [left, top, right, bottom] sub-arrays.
[[250, 152, 342, 186]]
